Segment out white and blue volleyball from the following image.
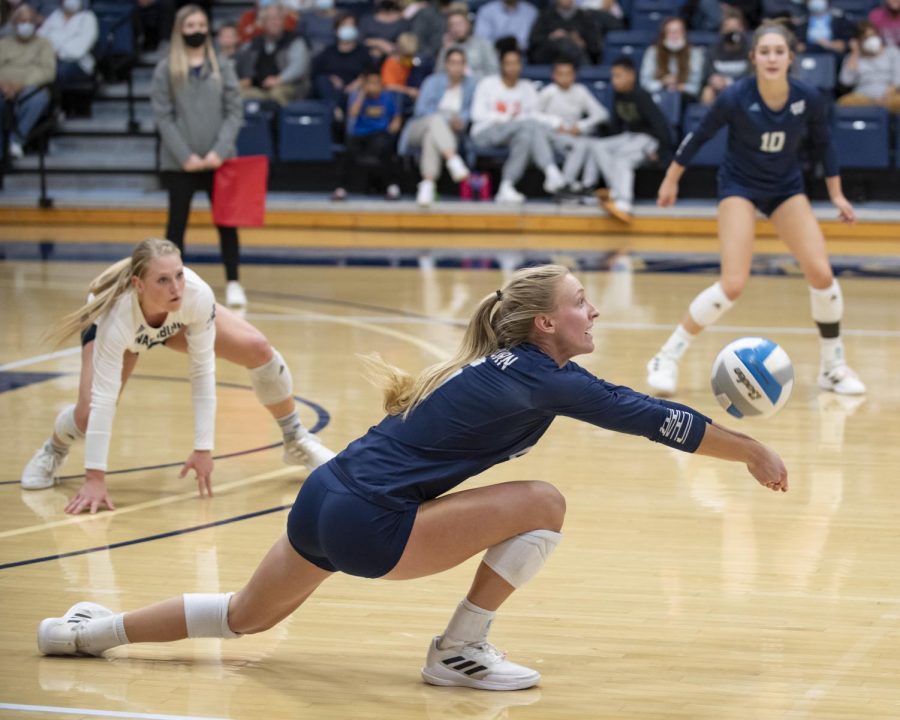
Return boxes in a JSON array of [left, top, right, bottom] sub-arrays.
[[710, 337, 794, 419]]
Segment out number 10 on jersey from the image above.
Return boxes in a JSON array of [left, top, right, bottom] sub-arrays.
[[760, 131, 785, 153]]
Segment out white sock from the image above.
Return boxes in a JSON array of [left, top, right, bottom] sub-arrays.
[[276, 410, 303, 438], [660, 325, 696, 361], [438, 598, 495, 649], [81, 614, 129, 655], [820, 337, 845, 371]]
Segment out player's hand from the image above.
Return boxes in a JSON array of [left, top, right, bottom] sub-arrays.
[[657, 176, 679, 207], [182, 154, 206, 172], [203, 150, 223, 169], [66, 473, 116, 514], [747, 444, 788, 493], [832, 194, 856, 224], [180, 450, 214, 498]]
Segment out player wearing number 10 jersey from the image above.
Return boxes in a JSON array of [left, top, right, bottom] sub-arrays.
[[645, 21, 866, 399]]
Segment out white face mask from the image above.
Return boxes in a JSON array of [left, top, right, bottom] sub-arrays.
[[862, 35, 883, 54], [16, 21, 35, 38], [336, 25, 358, 42], [62, 0, 82, 12], [663, 37, 685, 52], [315, 0, 334, 9]]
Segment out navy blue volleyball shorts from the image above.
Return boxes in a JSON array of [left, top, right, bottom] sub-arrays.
[[81, 324, 98, 346], [718, 176, 804, 217], [286, 464, 418, 578]]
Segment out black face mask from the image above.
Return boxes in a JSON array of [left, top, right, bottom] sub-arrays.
[[722, 31, 743, 47], [183, 31, 207, 48]]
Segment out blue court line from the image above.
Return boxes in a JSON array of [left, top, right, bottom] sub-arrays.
[[0, 504, 291, 571], [1, 375, 330, 485]]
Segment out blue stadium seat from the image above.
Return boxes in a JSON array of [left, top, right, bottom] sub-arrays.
[[681, 103, 727, 166], [652, 89, 681, 141], [279, 100, 334, 162], [579, 65, 613, 109], [687, 31, 720, 47], [792, 53, 837, 91], [521, 64, 553, 90], [831, 106, 890, 169], [630, 0, 679, 32], [236, 101, 275, 160], [831, 0, 875, 22], [92, 1, 135, 58], [603, 30, 655, 66]]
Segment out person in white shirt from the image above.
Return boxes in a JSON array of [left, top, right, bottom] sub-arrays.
[[20, 238, 335, 514], [37, 0, 98, 87], [536, 58, 609, 195], [470, 45, 565, 203]]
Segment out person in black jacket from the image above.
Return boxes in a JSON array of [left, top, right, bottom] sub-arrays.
[[528, 0, 600, 65], [312, 13, 371, 123], [590, 56, 672, 222]]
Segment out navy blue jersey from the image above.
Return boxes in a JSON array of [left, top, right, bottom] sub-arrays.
[[331, 343, 710, 510], [675, 77, 839, 191]]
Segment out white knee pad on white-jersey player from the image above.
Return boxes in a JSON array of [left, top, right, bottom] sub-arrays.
[[809, 280, 843, 324], [483, 529, 561, 588], [54, 404, 84, 445], [183, 592, 241, 638], [249, 349, 293, 406], [688, 282, 735, 327]]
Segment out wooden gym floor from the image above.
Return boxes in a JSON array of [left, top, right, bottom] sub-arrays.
[[1, 257, 899, 720]]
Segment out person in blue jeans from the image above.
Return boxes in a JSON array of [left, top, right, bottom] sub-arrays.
[[332, 68, 403, 201]]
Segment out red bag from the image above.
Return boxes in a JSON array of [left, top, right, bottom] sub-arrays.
[[212, 155, 269, 227]]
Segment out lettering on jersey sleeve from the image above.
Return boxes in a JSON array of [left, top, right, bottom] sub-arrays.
[[489, 349, 519, 371], [207, 303, 216, 329], [659, 408, 693, 445], [790, 100, 805, 116]]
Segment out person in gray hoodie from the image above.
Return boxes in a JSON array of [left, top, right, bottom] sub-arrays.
[[151, 4, 247, 309]]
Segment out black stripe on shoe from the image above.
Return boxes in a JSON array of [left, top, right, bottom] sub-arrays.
[[451, 660, 476, 671], [464, 665, 488, 675], [442, 656, 465, 665]]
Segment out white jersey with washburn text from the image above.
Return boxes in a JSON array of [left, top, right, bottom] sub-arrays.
[[85, 267, 217, 471]]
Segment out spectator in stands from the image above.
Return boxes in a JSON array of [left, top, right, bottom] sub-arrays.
[[0, 5, 54, 159], [38, 0, 98, 88], [151, 4, 247, 309], [592, 56, 672, 223], [299, 0, 335, 56], [27, 0, 60, 24], [700, 9, 750, 105], [640, 16, 705, 100], [404, 0, 445, 60], [536, 57, 609, 196], [401, 46, 475, 206], [869, 0, 900, 47], [236, 4, 311, 104], [332, 67, 403, 201], [797, 0, 854, 54], [436, 4, 498, 79], [680, 0, 722, 32], [838, 21, 900, 112], [312, 13, 369, 123], [238, 0, 298, 43], [359, 0, 410, 59], [576, 0, 624, 37], [470, 44, 566, 203], [474, 0, 538, 52], [215, 22, 241, 73], [528, 0, 599, 65], [381, 31, 433, 104], [0, 0, 23, 37]]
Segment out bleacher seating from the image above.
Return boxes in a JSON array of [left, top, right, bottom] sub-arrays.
[[278, 100, 334, 162], [236, 101, 276, 160], [681, 103, 728, 166], [832, 106, 891, 169], [792, 53, 837, 92], [603, 30, 655, 66], [630, 0, 680, 32]]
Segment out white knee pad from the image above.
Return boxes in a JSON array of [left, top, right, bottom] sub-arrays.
[[249, 349, 293, 406], [183, 592, 241, 639], [483, 529, 561, 589], [809, 280, 843, 324], [688, 282, 735, 327], [54, 404, 84, 445]]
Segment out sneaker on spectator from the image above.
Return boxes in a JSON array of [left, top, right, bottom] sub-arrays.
[[601, 198, 633, 223], [446, 154, 470, 183], [416, 179, 435, 207], [331, 187, 347, 202], [542, 165, 565, 194], [9, 139, 24, 159], [386, 184, 401, 201], [495, 181, 525, 205]]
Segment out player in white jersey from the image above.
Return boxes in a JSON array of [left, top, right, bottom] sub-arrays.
[[20, 238, 334, 514]]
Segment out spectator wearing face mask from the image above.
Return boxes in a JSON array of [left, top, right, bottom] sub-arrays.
[[0, 5, 55, 159], [359, 0, 410, 59], [640, 17, 705, 100], [797, 0, 854, 55], [868, 0, 900, 47], [238, 0, 299, 43], [839, 21, 900, 113], [312, 13, 370, 123], [38, 0, 98, 87], [299, 0, 335, 57], [700, 10, 750, 105]]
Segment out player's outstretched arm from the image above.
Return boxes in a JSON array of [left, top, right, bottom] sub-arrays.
[[65, 470, 117, 515], [657, 161, 685, 207], [694, 422, 788, 492]]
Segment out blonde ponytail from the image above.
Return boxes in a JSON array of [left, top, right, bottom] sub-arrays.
[[366, 264, 571, 417], [44, 238, 181, 347]]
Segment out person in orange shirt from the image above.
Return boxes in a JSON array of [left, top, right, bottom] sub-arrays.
[[380, 31, 433, 103]]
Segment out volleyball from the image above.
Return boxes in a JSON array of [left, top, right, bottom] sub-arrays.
[[710, 337, 794, 419]]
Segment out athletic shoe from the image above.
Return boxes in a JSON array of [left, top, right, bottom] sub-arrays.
[[225, 281, 247, 309], [38, 602, 114, 657], [601, 198, 633, 223], [9, 139, 24, 159], [542, 165, 565, 194], [283, 430, 336, 469], [818, 364, 866, 395], [495, 182, 525, 205], [646, 353, 679, 396], [446, 155, 470, 183], [331, 187, 347, 202], [386, 184, 401, 201], [21, 441, 67, 490], [421, 636, 540, 691], [416, 180, 436, 207]]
